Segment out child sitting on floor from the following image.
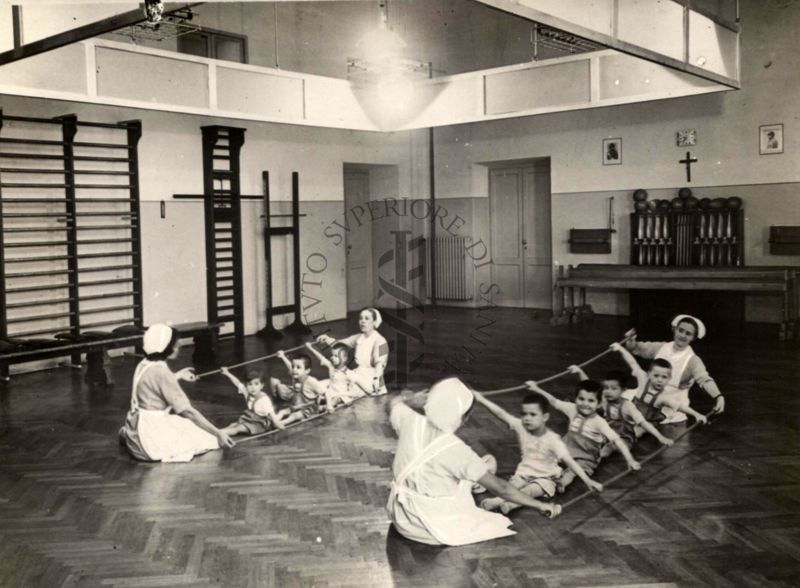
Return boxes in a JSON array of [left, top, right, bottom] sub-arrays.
[[274, 350, 327, 425], [613, 343, 708, 430], [567, 350, 675, 458], [474, 391, 603, 515], [304, 342, 369, 409], [527, 379, 641, 493], [219, 367, 285, 437]]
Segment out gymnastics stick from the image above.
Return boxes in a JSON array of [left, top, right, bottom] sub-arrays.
[[195, 343, 310, 379], [233, 382, 381, 445], [482, 329, 637, 397], [561, 408, 717, 510], [234, 408, 333, 444]]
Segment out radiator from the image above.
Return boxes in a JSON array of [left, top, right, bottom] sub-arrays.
[[426, 237, 474, 300]]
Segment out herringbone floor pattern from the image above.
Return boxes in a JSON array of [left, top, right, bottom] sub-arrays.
[[1, 309, 798, 587]]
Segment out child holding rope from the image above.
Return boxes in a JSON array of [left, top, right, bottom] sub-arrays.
[[474, 391, 603, 515], [219, 367, 286, 437], [527, 379, 641, 493], [316, 308, 389, 396], [567, 350, 674, 457], [305, 342, 369, 409], [613, 344, 708, 429], [274, 350, 327, 425]]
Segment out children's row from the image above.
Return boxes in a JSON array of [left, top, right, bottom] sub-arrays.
[[474, 342, 709, 516], [119, 309, 389, 462], [218, 341, 387, 438]]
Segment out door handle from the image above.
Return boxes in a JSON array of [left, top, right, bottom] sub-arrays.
[[521, 240, 528, 246]]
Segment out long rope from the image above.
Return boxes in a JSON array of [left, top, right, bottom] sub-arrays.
[[195, 343, 308, 379], [235, 406, 336, 444], [561, 409, 717, 509], [482, 329, 637, 397], [201, 328, 638, 444], [566, 422, 724, 532]]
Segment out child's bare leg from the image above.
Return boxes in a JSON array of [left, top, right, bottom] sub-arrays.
[[472, 455, 497, 494], [557, 469, 577, 493], [600, 441, 622, 459], [498, 479, 546, 515], [279, 410, 304, 426], [221, 423, 250, 437]]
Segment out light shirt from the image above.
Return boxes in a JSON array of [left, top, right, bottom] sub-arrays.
[[505, 419, 570, 479]]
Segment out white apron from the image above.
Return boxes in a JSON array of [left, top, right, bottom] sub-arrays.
[[655, 343, 696, 424], [353, 332, 388, 395], [387, 418, 515, 546], [123, 361, 219, 462]]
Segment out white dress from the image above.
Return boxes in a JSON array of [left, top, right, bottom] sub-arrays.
[[387, 404, 515, 546], [348, 330, 389, 395], [119, 360, 220, 462]]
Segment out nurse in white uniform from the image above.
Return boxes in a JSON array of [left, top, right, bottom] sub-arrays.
[[317, 307, 389, 395], [386, 378, 560, 546], [119, 324, 235, 462], [625, 314, 725, 423]]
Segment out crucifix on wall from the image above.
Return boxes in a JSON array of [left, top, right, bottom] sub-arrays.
[[679, 151, 698, 182]]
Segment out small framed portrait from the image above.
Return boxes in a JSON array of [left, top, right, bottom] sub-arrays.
[[603, 138, 622, 165], [759, 124, 784, 155]]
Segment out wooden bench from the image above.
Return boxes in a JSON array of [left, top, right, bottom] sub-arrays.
[[552, 264, 798, 340], [0, 321, 220, 385]]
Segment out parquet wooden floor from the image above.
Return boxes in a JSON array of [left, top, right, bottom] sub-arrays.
[[1, 308, 799, 587]]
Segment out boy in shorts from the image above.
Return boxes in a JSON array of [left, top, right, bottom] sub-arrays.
[[474, 391, 603, 514]]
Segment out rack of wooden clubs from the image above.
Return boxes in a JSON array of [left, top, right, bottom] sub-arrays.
[[631, 189, 744, 267]]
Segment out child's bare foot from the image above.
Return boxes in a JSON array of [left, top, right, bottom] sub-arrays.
[[499, 501, 520, 515], [480, 497, 503, 511]]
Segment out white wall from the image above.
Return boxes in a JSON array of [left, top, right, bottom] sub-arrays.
[[427, 0, 800, 322]]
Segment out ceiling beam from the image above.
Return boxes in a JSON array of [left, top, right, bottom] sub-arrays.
[[474, 0, 740, 89], [0, 3, 200, 67]]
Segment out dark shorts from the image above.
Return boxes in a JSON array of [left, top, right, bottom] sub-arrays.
[[237, 409, 274, 435], [292, 403, 318, 420]]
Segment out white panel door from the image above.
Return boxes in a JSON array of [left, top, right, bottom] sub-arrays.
[[523, 165, 553, 309], [490, 168, 525, 307], [490, 163, 552, 309]]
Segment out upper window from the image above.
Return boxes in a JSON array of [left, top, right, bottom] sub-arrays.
[[178, 30, 247, 64]]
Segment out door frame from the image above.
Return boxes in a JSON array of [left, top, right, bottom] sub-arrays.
[[487, 158, 552, 309]]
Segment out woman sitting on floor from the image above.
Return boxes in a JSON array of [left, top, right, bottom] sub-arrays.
[[625, 314, 725, 424], [119, 323, 235, 462], [317, 307, 389, 395], [386, 378, 560, 547]]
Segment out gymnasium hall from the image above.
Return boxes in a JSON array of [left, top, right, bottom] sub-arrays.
[[0, 1, 798, 586]]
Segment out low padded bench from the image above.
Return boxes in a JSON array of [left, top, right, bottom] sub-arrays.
[[553, 264, 798, 340], [0, 321, 221, 385]]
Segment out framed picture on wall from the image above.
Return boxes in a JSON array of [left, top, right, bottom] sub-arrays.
[[603, 137, 622, 165], [759, 123, 784, 155]]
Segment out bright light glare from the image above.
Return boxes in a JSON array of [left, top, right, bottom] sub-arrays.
[[373, 74, 414, 116]]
